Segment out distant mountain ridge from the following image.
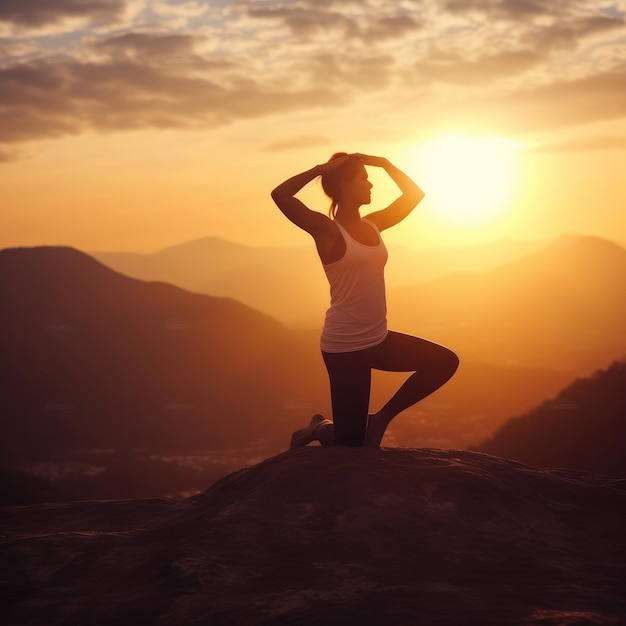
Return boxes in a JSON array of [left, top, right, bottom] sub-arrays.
[[92, 235, 544, 326], [0, 244, 578, 468], [3, 239, 625, 498], [478, 359, 626, 476], [93, 236, 329, 327], [388, 233, 626, 372], [91, 233, 626, 374], [0, 245, 327, 459]]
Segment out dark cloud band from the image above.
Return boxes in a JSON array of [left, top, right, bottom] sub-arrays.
[[0, 0, 126, 27]]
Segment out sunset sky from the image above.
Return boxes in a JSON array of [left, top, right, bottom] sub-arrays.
[[1, 0, 625, 253]]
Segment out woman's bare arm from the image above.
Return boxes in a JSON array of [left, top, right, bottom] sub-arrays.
[[359, 154, 425, 231], [271, 156, 349, 236]]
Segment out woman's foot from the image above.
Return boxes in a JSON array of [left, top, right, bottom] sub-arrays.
[[289, 414, 332, 449]]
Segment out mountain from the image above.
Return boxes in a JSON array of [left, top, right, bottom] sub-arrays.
[[93, 234, 626, 374], [1, 447, 625, 625], [91, 235, 543, 327], [477, 360, 626, 477], [0, 246, 328, 461], [93, 236, 330, 326], [2, 242, 619, 502], [379, 360, 574, 450], [388, 234, 626, 373], [0, 245, 571, 461]]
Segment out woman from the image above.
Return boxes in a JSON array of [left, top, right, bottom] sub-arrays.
[[271, 152, 459, 448]]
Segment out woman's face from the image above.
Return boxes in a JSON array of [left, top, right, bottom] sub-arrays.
[[343, 164, 373, 206]]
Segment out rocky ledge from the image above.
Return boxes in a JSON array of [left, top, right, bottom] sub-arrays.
[[2, 447, 625, 625]]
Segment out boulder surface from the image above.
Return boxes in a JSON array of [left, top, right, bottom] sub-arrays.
[[2, 447, 625, 625]]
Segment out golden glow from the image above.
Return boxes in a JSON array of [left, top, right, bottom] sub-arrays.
[[412, 134, 522, 226]]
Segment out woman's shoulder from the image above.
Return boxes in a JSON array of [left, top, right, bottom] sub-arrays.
[[361, 218, 381, 233]]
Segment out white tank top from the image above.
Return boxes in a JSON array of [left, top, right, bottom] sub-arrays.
[[320, 219, 388, 353]]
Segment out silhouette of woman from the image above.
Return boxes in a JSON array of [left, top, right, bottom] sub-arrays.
[[271, 153, 459, 448]]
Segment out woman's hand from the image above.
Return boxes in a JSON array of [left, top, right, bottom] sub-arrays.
[[273, 157, 347, 202], [354, 153, 389, 168], [271, 157, 351, 236], [356, 153, 425, 232]]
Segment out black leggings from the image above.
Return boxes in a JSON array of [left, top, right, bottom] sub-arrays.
[[322, 331, 459, 446]]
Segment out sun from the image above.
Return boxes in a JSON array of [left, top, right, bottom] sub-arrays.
[[411, 134, 522, 225]]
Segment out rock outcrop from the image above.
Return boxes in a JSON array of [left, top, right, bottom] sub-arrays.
[[2, 447, 625, 625]]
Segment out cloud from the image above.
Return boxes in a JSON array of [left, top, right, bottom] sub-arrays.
[[393, 64, 626, 139], [0, 0, 128, 28], [93, 31, 202, 55], [416, 49, 542, 84], [516, 68, 626, 127], [522, 14, 626, 52], [262, 135, 331, 152], [475, 67, 626, 133], [0, 41, 42, 59], [243, 4, 422, 42], [90, 31, 217, 66], [244, 5, 360, 39], [528, 134, 626, 153], [306, 52, 396, 90], [0, 147, 22, 162], [442, 0, 576, 19], [152, 0, 208, 19], [0, 56, 346, 144], [0, 25, 397, 153], [364, 15, 423, 42], [1, 0, 626, 163]]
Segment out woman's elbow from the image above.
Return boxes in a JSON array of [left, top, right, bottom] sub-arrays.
[[413, 188, 425, 205], [405, 189, 424, 208], [270, 187, 283, 206]]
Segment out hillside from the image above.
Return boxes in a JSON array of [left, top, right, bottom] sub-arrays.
[[94, 236, 330, 326], [92, 235, 542, 327], [94, 234, 626, 374], [3, 242, 622, 501], [478, 360, 626, 477], [1, 447, 625, 625], [388, 234, 626, 372], [0, 246, 328, 459]]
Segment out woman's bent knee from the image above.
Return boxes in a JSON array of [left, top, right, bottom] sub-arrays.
[[445, 349, 460, 380]]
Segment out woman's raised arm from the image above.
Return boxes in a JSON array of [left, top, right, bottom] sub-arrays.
[[358, 154, 425, 231], [271, 156, 349, 236]]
